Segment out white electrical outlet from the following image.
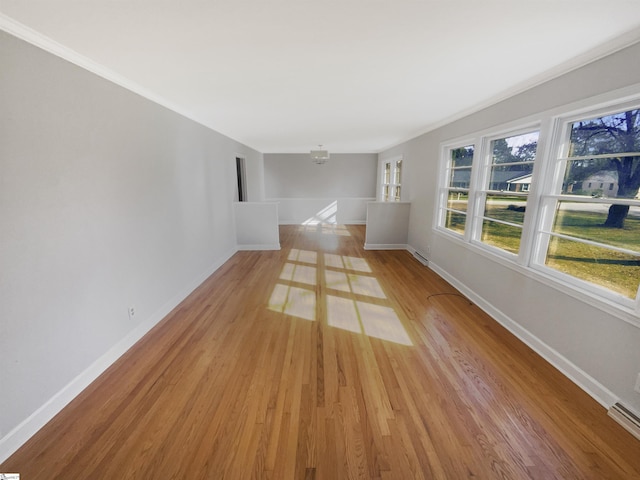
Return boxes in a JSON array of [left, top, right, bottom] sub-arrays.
[[128, 306, 136, 320], [634, 373, 640, 394]]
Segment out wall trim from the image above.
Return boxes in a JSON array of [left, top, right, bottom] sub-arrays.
[[419, 249, 618, 410], [0, 247, 237, 464], [0, 14, 238, 147], [364, 243, 409, 250], [237, 244, 280, 251], [378, 26, 640, 153], [278, 220, 366, 226]]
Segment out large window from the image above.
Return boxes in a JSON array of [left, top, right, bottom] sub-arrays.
[[438, 144, 474, 235], [534, 107, 640, 303], [436, 99, 640, 317]]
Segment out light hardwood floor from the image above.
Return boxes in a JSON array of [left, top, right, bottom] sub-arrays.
[[3, 224, 640, 479]]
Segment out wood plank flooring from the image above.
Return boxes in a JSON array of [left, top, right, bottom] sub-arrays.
[[3, 224, 640, 479]]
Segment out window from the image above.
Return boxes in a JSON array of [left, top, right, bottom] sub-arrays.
[[437, 144, 474, 236], [435, 98, 640, 318], [534, 106, 640, 303], [381, 157, 403, 202], [474, 130, 539, 255], [394, 159, 402, 201]]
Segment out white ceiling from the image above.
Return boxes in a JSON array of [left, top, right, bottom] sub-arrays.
[[2, 1, 640, 153]]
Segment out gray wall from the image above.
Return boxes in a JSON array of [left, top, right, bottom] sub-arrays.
[[264, 153, 377, 198], [0, 31, 261, 446], [380, 41, 640, 414]]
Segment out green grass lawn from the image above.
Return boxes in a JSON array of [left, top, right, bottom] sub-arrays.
[[445, 197, 639, 297], [483, 204, 640, 298], [546, 207, 640, 298]]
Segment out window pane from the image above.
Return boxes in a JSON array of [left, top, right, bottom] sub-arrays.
[[481, 220, 522, 254], [447, 191, 468, 213], [567, 109, 640, 201], [491, 132, 539, 165], [552, 202, 640, 251], [394, 185, 401, 201], [545, 235, 640, 299], [477, 131, 538, 254], [569, 109, 640, 157], [383, 185, 389, 201], [451, 145, 474, 168], [489, 165, 533, 192], [448, 167, 472, 188], [395, 160, 402, 184], [563, 158, 618, 196], [384, 163, 391, 183], [483, 194, 526, 224], [562, 156, 640, 199], [444, 210, 466, 234]]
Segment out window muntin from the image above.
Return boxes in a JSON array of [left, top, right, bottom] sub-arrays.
[[439, 145, 474, 235], [536, 107, 640, 303], [475, 131, 539, 255]]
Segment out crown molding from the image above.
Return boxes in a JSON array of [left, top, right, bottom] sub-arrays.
[[378, 26, 640, 153], [0, 13, 229, 142]]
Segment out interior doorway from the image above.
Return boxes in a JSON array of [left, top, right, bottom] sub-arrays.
[[236, 156, 247, 202]]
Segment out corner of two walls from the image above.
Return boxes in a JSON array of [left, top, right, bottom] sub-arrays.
[[385, 41, 640, 418]]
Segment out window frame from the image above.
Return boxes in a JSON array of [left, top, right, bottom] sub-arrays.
[[435, 139, 476, 240], [469, 124, 543, 263], [433, 88, 640, 324], [530, 100, 640, 310], [380, 156, 403, 202]]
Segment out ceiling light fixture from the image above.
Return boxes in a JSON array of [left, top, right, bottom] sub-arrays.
[[310, 145, 329, 164]]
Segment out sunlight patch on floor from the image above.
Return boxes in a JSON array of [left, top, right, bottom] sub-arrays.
[[268, 244, 411, 344], [268, 284, 316, 321], [280, 263, 317, 286], [326, 295, 412, 345]]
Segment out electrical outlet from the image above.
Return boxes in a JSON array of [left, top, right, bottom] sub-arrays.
[[426, 245, 431, 255], [128, 306, 136, 320], [634, 373, 640, 394]]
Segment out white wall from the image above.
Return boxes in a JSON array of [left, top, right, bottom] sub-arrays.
[[264, 153, 377, 223], [234, 202, 280, 250], [0, 31, 261, 459], [264, 153, 377, 198], [364, 202, 411, 249], [379, 41, 640, 414]]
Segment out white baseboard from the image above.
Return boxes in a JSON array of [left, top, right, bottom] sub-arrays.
[[278, 220, 366, 225], [608, 403, 640, 440], [0, 247, 236, 464], [236, 243, 280, 251], [425, 256, 618, 410], [364, 243, 409, 250]]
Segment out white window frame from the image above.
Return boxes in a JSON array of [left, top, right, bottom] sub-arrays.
[[380, 156, 403, 202], [433, 86, 640, 324], [530, 99, 640, 311], [469, 124, 542, 263], [435, 140, 476, 240]]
